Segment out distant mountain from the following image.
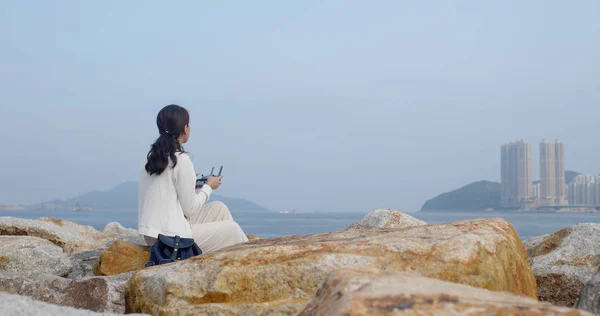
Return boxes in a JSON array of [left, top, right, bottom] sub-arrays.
[[421, 181, 501, 212], [421, 170, 582, 212], [48, 181, 269, 213], [565, 170, 581, 183]]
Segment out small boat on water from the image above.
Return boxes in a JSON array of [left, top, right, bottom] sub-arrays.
[[72, 200, 91, 212]]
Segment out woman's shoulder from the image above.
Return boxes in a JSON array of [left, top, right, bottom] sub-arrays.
[[174, 152, 193, 165], [175, 151, 191, 159]]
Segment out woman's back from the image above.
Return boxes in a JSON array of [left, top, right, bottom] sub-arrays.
[[138, 152, 194, 238]]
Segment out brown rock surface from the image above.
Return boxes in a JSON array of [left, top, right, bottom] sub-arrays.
[[0, 272, 132, 314], [0, 291, 148, 316], [524, 223, 600, 307], [127, 218, 536, 315], [299, 269, 591, 316], [346, 208, 427, 230], [94, 240, 150, 276]]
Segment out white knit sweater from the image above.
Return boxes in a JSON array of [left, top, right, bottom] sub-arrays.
[[137, 152, 212, 238]]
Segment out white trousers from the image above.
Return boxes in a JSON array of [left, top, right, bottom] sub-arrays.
[[145, 201, 248, 254], [189, 201, 248, 253]]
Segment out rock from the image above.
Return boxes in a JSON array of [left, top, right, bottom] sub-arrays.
[[0, 272, 133, 314], [126, 218, 536, 315], [0, 236, 72, 277], [37, 218, 104, 237], [93, 240, 150, 276], [299, 269, 592, 316], [68, 248, 104, 280], [246, 234, 261, 241], [0, 291, 148, 316], [102, 222, 139, 237], [576, 267, 600, 314], [524, 223, 600, 307], [39, 217, 147, 245], [102, 222, 147, 246], [0, 217, 116, 254], [346, 208, 427, 230]]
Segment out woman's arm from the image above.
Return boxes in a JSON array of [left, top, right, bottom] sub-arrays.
[[174, 154, 213, 218]]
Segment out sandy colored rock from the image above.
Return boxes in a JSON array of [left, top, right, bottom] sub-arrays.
[[0, 217, 117, 254], [37, 218, 104, 237], [101, 222, 147, 246], [576, 266, 600, 314], [346, 208, 427, 230], [0, 291, 148, 316], [94, 240, 150, 276], [127, 218, 536, 315], [246, 234, 261, 241], [0, 236, 72, 277], [299, 269, 592, 316], [524, 223, 600, 307], [102, 222, 139, 237], [0, 273, 133, 314]]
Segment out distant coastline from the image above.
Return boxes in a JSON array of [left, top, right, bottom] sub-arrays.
[[0, 205, 26, 211], [0, 202, 91, 212], [0, 181, 269, 214], [420, 170, 594, 213], [420, 207, 600, 214]]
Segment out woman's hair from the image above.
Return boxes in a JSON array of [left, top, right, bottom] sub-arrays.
[[145, 104, 190, 175]]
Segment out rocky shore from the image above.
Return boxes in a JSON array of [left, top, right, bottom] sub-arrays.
[[0, 209, 598, 315]]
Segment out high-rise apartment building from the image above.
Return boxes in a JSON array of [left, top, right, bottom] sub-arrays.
[[555, 140, 566, 204], [501, 139, 533, 208], [539, 139, 567, 205], [568, 174, 600, 205]]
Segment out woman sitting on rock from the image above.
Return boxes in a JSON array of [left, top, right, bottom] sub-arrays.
[[138, 104, 248, 253]]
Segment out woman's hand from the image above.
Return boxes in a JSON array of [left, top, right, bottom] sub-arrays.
[[206, 176, 222, 190]]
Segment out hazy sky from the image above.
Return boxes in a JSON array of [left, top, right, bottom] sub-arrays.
[[1, 1, 599, 212]]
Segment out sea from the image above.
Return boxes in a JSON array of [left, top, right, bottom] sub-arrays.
[[2, 209, 600, 240]]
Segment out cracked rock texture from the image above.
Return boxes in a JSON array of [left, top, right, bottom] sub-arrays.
[[525, 223, 600, 307], [127, 218, 536, 315]]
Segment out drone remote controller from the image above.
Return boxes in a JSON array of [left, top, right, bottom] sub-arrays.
[[196, 166, 223, 189]]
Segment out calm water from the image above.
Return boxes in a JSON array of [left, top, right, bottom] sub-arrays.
[[2, 209, 600, 240]]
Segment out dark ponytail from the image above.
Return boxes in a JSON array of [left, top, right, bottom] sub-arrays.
[[145, 104, 190, 176]]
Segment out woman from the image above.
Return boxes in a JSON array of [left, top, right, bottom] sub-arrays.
[[138, 104, 248, 254]]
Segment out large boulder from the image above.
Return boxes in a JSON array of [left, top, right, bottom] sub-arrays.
[[0, 272, 132, 314], [0, 236, 72, 277], [41, 217, 147, 245], [37, 218, 105, 237], [576, 267, 600, 314], [0, 217, 145, 254], [346, 208, 426, 230], [0, 291, 148, 316], [93, 240, 150, 276], [126, 218, 536, 315], [299, 269, 592, 316], [0, 217, 113, 254], [524, 223, 600, 307]]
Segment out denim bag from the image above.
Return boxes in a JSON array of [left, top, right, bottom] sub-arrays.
[[145, 234, 202, 267]]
